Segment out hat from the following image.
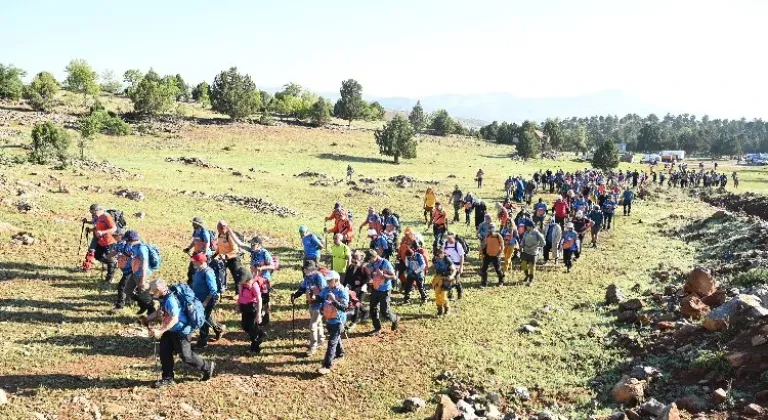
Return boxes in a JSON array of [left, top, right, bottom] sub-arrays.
[[326, 270, 340, 281], [566, 222, 575, 229], [190, 253, 207, 264], [123, 230, 140, 242], [192, 216, 204, 226], [250, 236, 263, 245], [89, 204, 103, 212], [217, 220, 228, 228], [484, 214, 492, 221], [302, 259, 317, 270], [524, 219, 535, 228], [298, 225, 308, 233]]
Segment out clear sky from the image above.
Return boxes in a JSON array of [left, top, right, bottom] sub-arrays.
[[2, 0, 766, 118]]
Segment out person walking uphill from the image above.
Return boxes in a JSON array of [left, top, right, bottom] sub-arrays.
[[365, 250, 400, 336], [622, 187, 634, 216], [299, 225, 324, 265], [402, 242, 427, 304], [291, 260, 327, 356], [237, 269, 266, 353], [329, 233, 351, 282], [432, 202, 448, 252], [423, 187, 437, 227], [125, 230, 156, 316], [480, 224, 505, 287], [82, 204, 117, 284], [449, 185, 464, 223], [519, 220, 545, 285], [212, 221, 247, 293], [145, 278, 215, 388], [543, 217, 562, 265], [432, 248, 457, 317], [442, 232, 465, 300], [241, 236, 275, 326], [190, 253, 223, 349], [183, 217, 213, 285], [314, 271, 349, 375]]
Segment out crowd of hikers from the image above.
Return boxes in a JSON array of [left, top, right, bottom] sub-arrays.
[[75, 161, 739, 386]]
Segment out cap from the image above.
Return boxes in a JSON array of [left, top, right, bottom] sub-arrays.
[[89, 204, 103, 212], [326, 270, 341, 281], [190, 253, 207, 263], [524, 219, 535, 228], [298, 225, 308, 233], [303, 259, 317, 270], [123, 230, 140, 242], [566, 222, 575, 229], [192, 216, 204, 226]]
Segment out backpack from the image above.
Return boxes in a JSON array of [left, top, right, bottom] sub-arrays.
[[454, 235, 471, 255], [146, 244, 161, 271], [168, 283, 205, 331], [107, 209, 127, 230], [209, 258, 227, 293], [207, 229, 218, 252]]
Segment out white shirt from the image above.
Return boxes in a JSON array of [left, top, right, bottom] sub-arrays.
[[443, 240, 465, 264]]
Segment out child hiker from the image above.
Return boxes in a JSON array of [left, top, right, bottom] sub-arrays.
[[431, 248, 457, 317]]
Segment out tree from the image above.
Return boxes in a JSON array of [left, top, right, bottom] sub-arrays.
[[191, 82, 210, 107], [64, 59, 100, 106], [30, 121, 70, 164], [430, 109, 455, 136], [259, 90, 273, 112], [23, 72, 59, 112], [409, 101, 427, 132], [174, 74, 190, 102], [592, 140, 620, 171], [100, 70, 122, 95], [76, 114, 102, 159], [310, 96, 332, 127], [543, 118, 564, 151], [123, 69, 143, 95], [275, 82, 302, 99], [637, 123, 662, 152], [480, 121, 500, 141], [209, 67, 261, 120], [0, 64, 26, 101], [563, 126, 588, 152], [367, 101, 385, 121], [516, 129, 540, 159], [129, 69, 179, 115], [335, 79, 365, 126], [375, 115, 417, 164]]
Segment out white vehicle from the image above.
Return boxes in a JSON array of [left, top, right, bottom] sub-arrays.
[[660, 150, 685, 162], [641, 154, 660, 164]]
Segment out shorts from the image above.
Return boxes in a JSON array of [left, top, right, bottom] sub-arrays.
[[520, 252, 536, 263]]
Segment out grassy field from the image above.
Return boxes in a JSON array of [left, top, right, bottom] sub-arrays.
[[0, 100, 755, 419]]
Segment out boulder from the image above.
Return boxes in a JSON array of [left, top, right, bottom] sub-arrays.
[[606, 284, 625, 304], [684, 268, 716, 297], [402, 397, 426, 412], [434, 395, 460, 420], [455, 400, 477, 420], [676, 394, 707, 413], [659, 403, 681, 420], [619, 299, 644, 312], [618, 310, 638, 323], [712, 388, 728, 405], [702, 289, 727, 308], [753, 335, 768, 346], [704, 294, 768, 331], [640, 398, 665, 416], [745, 403, 764, 417], [681, 295, 710, 319], [611, 375, 646, 405], [629, 365, 662, 381]]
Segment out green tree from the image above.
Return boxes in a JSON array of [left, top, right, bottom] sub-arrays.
[[64, 59, 100, 106], [174, 74, 190, 101], [76, 114, 102, 159], [408, 100, 427, 132], [23, 72, 60, 112], [129, 69, 179, 115], [310, 96, 332, 127], [564, 126, 588, 152], [30, 121, 70, 164], [209, 67, 261, 120], [259, 90, 273, 112], [637, 123, 662, 152], [516, 129, 540, 159], [592, 140, 620, 170], [374, 114, 417, 164], [430, 109, 455, 136], [0, 64, 26, 101], [367, 101, 385, 120], [100, 70, 122, 94], [123, 69, 143, 94], [191, 82, 210, 107], [335, 79, 365, 126], [480, 121, 500, 141], [275, 82, 302, 99], [542, 118, 564, 151]]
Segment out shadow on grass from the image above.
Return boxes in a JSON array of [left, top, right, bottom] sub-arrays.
[[3, 310, 132, 325], [0, 298, 105, 312], [21, 334, 153, 357], [0, 261, 85, 283], [0, 374, 146, 393], [315, 153, 393, 165]]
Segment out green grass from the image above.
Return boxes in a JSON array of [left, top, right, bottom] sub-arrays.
[[0, 106, 737, 419]]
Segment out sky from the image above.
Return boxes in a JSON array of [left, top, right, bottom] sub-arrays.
[[2, 0, 767, 118]]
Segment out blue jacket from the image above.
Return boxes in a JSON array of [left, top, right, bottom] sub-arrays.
[[161, 293, 191, 335], [317, 286, 349, 325], [589, 211, 604, 226], [562, 231, 579, 251], [130, 243, 152, 278], [622, 190, 634, 202], [249, 248, 273, 281], [295, 272, 327, 310], [368, 258, 395, 291], [406, 252, 426, 277], [602, 200, 616, 214], [193, 228, 213, 256], [301, 233, 323, 259], [192, 266, 219, 306]]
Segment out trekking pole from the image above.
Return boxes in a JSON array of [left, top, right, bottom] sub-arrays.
[[77, 221, 86, 262], [291, 302, 296, 347]]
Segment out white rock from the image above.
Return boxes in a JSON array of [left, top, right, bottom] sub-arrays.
[[486, 403, 503, 420], [180, 402, 201, 417], [0, 388, 7, 405], [514, 386, 531, 401]]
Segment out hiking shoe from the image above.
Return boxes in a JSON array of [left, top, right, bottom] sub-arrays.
[[335, 353, 345, 360], [152, 378, 175, 388], [250, 341, 262, 354], [368, 329, 382, 337], [318, 367, 331, 375], [498, 282, 505, 287], [202, 361, 215, 381], [391, 317, 399, 331], [212, 327, 225, 342]]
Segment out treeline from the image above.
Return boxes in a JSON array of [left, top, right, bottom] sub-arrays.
[[479, 114, 768, 157]]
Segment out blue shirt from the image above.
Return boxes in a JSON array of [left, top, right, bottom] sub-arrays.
[[433, 256, 454, 276], [162, 293, 191, 335], [623, 190, 634, 202], [406, 253, 426, 277], [572, 199, 587, 212], [191, 267, 218, 305], [602, 200, 616, 214], [383, 215, 399, 231], [318, 286, 349, 325], [299, 272, 327, 310], [249, 248, 273, 281], [589, 211, 604, 226], [113, 241, 133, 275], [193, 228, 212, 256], [368, 258, 395, 291], [301, 233, 323, 259], [371, 236, 389, 251], [130, 243, 151, 278], [562, 231, 579, 251]]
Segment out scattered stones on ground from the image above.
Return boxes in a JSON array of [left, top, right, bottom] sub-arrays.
[[114, 188, 145, 201], [658, 402, 681, 420], [611, 375, 646, 405], [434, 394, 460, 420], [10, 231, 35, 245], [295, 171, 330, 178], [72, 158, 135, 179], [712, 388, 728, 405], [165, 156, 222, 170], [685, 267, 717, 297], [402, 397, 426, 412], [212, 194, 297, 218], [15, 199, 38, 213], [619, 298, 644, 312], [639, 398, 665, 416], [606, 284, 625, 304], [348, 185, 388, 197], [629, 365, 662, 381], [680, 295, 710, 319]]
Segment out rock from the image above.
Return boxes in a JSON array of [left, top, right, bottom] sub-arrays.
[[629, 365, 662, 381], [455, 400, 477, 420], [537, 410, 556, 420], [503, 414, 519, 420], [619, 298, 644, 312], [102, 403, 127, 416], [114, 188, 145, 201], [611, 375, 646, 405], [676, 394, 707, 413], [745, 403, 764, 416], [0, 388, 7, 405], [606, 284, 625, 304], [726, 351, 748, 368], [664, 285, 679, 296], [134, 212, 145, 219], [529, 319, 541, 327], [617, 310, 638, 323], [752, 335, 767, 346], [437, 370, 454, 380], [640, 398, 665, 416], [704, 294, 768, 331], [434, 395, 460, 420], [702, 289, 727, 308], [10, 231, 35, 245], [513, 386, 531, 401], [659, 403, 681, 420], [403, 397, 426, 412], [684, 268, 717, 297], [658, 321, 676, 330], [487, 392, 501, 405], [485, 403, 502, 420], [681, 295, 711, 319], [624, 409, 641, 420], [712, 388, 728, 405], [521, 324, 538, 333], [179, 402, 201, 417]]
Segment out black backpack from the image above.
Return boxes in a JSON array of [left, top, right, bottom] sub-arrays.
[[107, 209, 127, 229], [455, 235, 471, 254]]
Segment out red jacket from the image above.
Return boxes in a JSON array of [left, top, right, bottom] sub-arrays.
[[554, 201, 569, 218]]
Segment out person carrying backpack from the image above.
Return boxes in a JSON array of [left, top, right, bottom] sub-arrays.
[[183, 217, 213, 285], [622, 187, 634, 216], [543, 217, 562, 265], [423, 187, 437, 227], [476, 214, 492, 258], [473, 198, 487, 229], [475, 169, 484, 189], [431, 202, 448, 253], [241, 236, 275, 326], [588, 205, 604, 248], [562, 223, 579, 273], [212, 220, 247, 294], [107, 230, 134, 315], [553, 197, 569, 230], [343, 251, 369, 329], [190, 253, 223, 349], [364, 249, 400, 336], [480, 224, 505, 287], [402, 241, 427, 304], [442, 232, 466, 300], [299, 225, 324, 265], [313, 270, 349, 375], [346, 165, 354, 181], [449, 185, 464, 222], [290, 260, 327, 356], [571, 211, 592, 259], [145, 278, 215, 388], [601, 195, 616, 230], [81, 204, 117, 284], [358, 207, 383, 236], [462, 192, 475, 226], [237, 268, 266, 353], [124, 230, 156, 316], [500, 218, 519, 273], [533, 198, 547, 230], [431, 248, 456, 317], [519, 220, 545, 285]]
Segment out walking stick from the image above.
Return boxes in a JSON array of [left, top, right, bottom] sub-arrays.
[[77, 221, 86, 260], [291, 301, 296, 347]]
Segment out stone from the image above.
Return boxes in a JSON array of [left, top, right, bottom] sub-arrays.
[[617, 310, 638, 323], [752, 335, 768, 346], [713, 209, 727, 218], [744, 403, 764, 416], [619, 299, 644, 312], [487, 392, 501, 405], [658, 321, 676, 331], [134, 212, 145, 219], [703, 294, 768, 331], [611, 375, 646, 405], [629, 365, 662, 381], [658, 403, 681, 420], [640, 398, 665, 416], [0, 388, 7, 405], [521, 324, 538, 333], [606, 284, 625, 304], [437, 370, 454, 380], [485, 403, 503, 420], [726, 352, 749, 368], [676, 394, 707, 413], [538, 410, 556, 420], [702, 289, 727, 308], [624, 409, 641, 420], [456, 400, 477, 420], [513, 386, 531, 401], [712, 388, 727, 405], [179, 402, 201, 417], [529, 319, 541, 327], [434, 395, 460, 420], [102, 403, 127, 416], [681, 295, 711, 319], [503, 414, 519, 420], [402, 397, 426, 412], [756, 390, 768, 403], [684, 268, 717, 297]]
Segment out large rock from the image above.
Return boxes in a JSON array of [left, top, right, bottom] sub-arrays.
[[639, 398, 665, 416], [702, 289, 727, 308], [676, 394, 707, 413], [659, 403, 681, 420], [455, 400, 477, 420], [433, 395, 460, 420], [680, 295, 710, 319], [611, 375, 646, 405], [704, 294, 768, 331], [745, 403, 764, 416], [403, 397, 426, 412], [619, 299, 644, 312], [606, 284, 625, 304], [712, 388, 728, 405], [684, 268, 716, 297]]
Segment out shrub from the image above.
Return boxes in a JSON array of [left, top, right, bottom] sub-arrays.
[[0, 63, 25, 101], [210, 67, 260, 120], [129, 70, 179, 115], [732, 268, 768, 289], [30, 121, 70, 164], [23, 72, 59, 112]]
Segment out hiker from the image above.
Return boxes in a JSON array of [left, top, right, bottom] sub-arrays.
[[476, 213, 493, 257], [514, 177, 525, 203], [532, 198, 547, 230], [189, 253, 223, 349], [732, 172, 739, 188], [524, 178, 537, 205], [622, 188, 634, 216], [473, 198, 487, 229], [290, 260, 327, 356], [601, 195, 616, 230], [562, 223, 579, 272], [553, 197, 569, 230], [431, 202, 448, 252], [241, 236, 275, 326], [325, 202, 352, 244], [423, 187, 437, 227], [330, 233, 352, 282], [504, 176, 514, 198], [543, 217, 562, 265], [571, 211, 593, 259], [212, 221, 247, 293], [314, 270, 349, 375], [431, 248, 456, 317], [449, 185, 464, 222], [81, 204, 117, 284], [497, 203, 510, 229], [346, 165, 354, 181], [343, 250, 368, 328], [145, 278, 215, 388], [588, 205, 604, 248], [183, 217, 213, 285], [500, 218, 519, 272], [358, 207, 383, 235], [476, 169, 484, 189], [402, 241, 427, 304], [299, 225, 324, 265], [107, 230, 135, 314], [442, 232, 465, 300], [381, 208, 399, 251], [480, 224, 505, 287], [124, 230, 156, 315], [519, 219, 545, 285], [365, 249, 400, 336], [463, 192, 475, 226], [369, 229, 392, 261], [237, 267, 266, 353]]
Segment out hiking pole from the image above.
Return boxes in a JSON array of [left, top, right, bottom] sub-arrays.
[[77, 221, 86, 262], [291, 302, 296, 347]]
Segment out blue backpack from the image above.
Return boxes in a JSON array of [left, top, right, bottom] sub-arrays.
[[146, 244, 162, 271], [169, 283, 205, 331]]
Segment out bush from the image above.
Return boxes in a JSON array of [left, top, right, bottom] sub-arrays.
[[30, 121, 70, 164], [310, 97, 331, 127], [430, 109, 455, 136], [210, 67, 261, 120], [129, 70, 179, 115], [23, 72, 59, 112], [0, 63, 26, 101], [375, 115, 417, 164], [90, 110, 130, 136], [732, 268, 768, 289]]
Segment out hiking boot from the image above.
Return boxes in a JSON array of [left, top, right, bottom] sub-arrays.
[[250, 341, 262, 354], [152, 378, 175, 388], [318, 367, 331, 375], [202, 361, 215, 381], [368, 329, 382, 337], [391, 317, 399, 331], [212, 326, 225, 342]]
